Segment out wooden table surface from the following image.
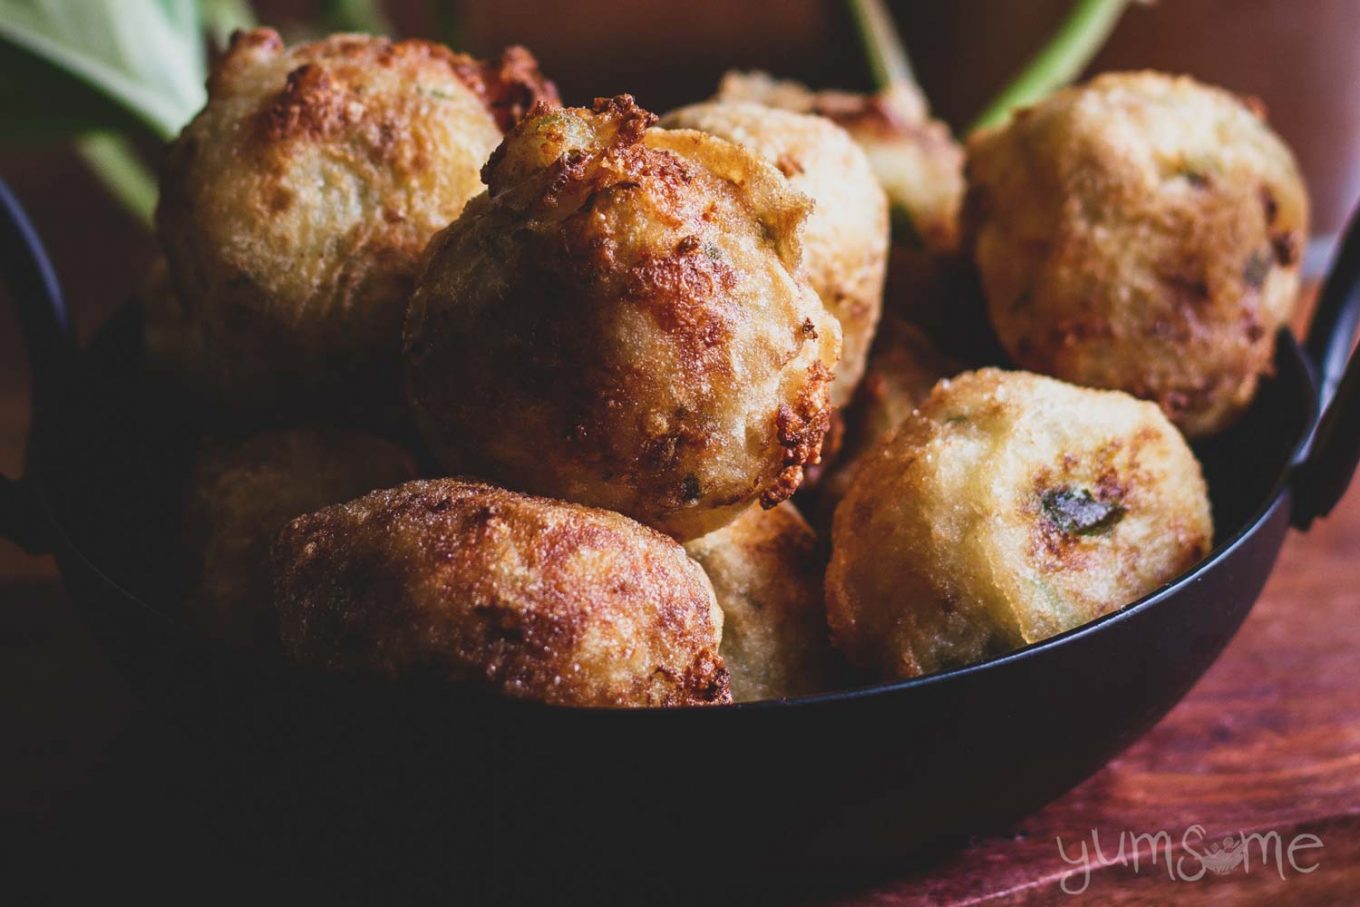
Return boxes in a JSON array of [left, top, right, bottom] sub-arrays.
[[2, 158, 1359, 905]]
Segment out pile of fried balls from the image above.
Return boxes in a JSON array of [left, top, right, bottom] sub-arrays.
[[151, 30, 1308, 706]]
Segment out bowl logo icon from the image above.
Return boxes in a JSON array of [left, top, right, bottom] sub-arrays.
[[1198, 835, 1248, 875]]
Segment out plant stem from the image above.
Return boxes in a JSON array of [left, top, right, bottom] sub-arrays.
[[319, 0, 394, 35], [846, 0, 914, 90], [200, 0, 258, 51], [75, 133, 157, 229], [970, 0, 1131, 132]]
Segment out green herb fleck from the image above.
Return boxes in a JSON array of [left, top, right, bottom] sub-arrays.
[[1041, 487, 1125, 536], [1243, 251, 1272, 290]]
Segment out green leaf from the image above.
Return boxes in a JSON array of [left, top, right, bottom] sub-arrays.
[[0, 0, 208, 140], [1041, 487, 1126, 536], [0, 38, 149, 142]]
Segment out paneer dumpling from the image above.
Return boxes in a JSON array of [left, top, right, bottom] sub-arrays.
[[808, 316, 959, 532], [966, 71, 1308, 437], [184, 426, 418, 646], [825, 369, 1213, 679], [273, 479, 731, 707], [715, 71, 964, 254], [662, 101, 888, 406], [156, 29, 556, 422], [406, 96, 841, 540], [685, 503, 838, 701]]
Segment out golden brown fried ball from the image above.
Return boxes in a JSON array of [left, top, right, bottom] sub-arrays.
[[273, 478, 731, 707], [406, 96, 841, 541], [826, 369, 1213, 680], [966, 71, 1308, 438], [156, 29, 557, 422], [661, 101, 888, 406], [715, 72, 964, 253], [684, 503, 838, 701], [808, 316, 960, 532], [184, 426, 418, 646]]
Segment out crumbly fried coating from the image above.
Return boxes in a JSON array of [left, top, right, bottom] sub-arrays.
[[684, 502, 838, 701], [184, 426, 418, 646], [809, 316, 960, 532], [965, 71, 1308, 438], [826, 369, 1213, 680], [661, 101, 888, 406], [406, 96, 841, 541], [155, 29, 556, 422], [716, 72, 964, 254], [273, 478, 731, 707]]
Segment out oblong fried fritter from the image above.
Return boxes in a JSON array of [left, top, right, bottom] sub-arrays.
[[825, 369, 1213, 679], [406, 96, 841, 540], [966, 71, 1308, 437], [273, 478, 732, 707], [184, 426, 418, 646], [156, 29, 556, 422], [684, 502, 838, 701], [661, 101, 888, 406]]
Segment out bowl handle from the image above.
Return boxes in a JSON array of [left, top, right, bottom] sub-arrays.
[[1293, 207, 1360, 528], [0, 178, 73, 553]]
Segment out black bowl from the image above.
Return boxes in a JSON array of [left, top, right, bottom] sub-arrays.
[[3, 180, 1358, 900]]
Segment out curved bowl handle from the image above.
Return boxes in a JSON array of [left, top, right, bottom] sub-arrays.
[[1293, 207, 1360, 528], [0, 177, 73, 552]]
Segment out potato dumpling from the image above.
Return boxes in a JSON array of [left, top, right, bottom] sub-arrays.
[[406, 96, 841, 541], [661, 101, 888, 406], [184, 426, 418, 646], [273, 479, 731, 707], [809, 316, 960, 531], [826, 369, 1213, 680], [156, 29, 557, 422], [685, 503, 838, 701], [715, 71, 964, 254], [966, 71, 1308, 438]]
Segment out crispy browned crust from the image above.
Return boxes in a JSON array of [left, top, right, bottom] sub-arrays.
[[660, 102, 889, 407], [183, 426, 418, 647], [965, 71, 1309, 438], [155, 29, 547, 423], [448, 44, 560, 131], [273, 479, 730, 707], [714, 72, 964, 254], [807, 316, 961, 533], [407, 96, 840, 540]]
